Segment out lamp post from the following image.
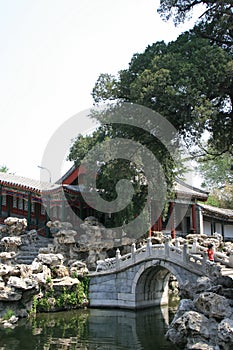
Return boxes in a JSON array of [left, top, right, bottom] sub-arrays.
[[37, 166, 52, 183]]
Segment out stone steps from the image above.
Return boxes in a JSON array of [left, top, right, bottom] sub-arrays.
[[16, 236, 54, 265]]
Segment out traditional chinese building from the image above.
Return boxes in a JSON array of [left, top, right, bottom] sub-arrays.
[[0, 167, 232, 240], [198, 203, 233, 239], [0, 165, 96, 232], [150, 179, 208, 235], [0, 172, 49, 229]]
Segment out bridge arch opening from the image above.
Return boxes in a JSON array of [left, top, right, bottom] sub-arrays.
[[134, 265, 179, 309]]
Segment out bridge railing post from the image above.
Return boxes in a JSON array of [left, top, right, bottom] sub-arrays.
[[201, 251, 208, 273], [146, 237, 152, 256], [116, 248, 121, 269], [203, 251, 207, 264], [175, 238, 180, 248], [182, 242, 188, 265], [165, 236, 170, 258], [131, 243, 136, 263], [190, 238, 199, 254], [229, 252, 233, 267]]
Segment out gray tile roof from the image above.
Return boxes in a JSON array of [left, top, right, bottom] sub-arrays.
[[175, 179, 209, 200], [0, 171, 210, 202], [199, 203, 233, 221], [0, 172, 59, 193]]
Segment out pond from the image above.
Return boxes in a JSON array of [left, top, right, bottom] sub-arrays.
[[0, 307, 181, 350]]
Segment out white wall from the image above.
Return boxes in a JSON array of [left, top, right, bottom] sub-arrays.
[[224, 225, 233, 240], [215, 223, 222, 235], [203, 221, 211, 236]]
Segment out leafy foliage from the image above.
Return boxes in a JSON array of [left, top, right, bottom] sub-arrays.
[[0, 165, 9, 173], [2, 309, 15, 320], [197, 152, 233, 188], [158, 1, 233, 50], [68, 115, 181, 228], [205, 185, 233, 209], [34, 278, 89, 313], [197, 152, 233, 208], [92, 32, 232, 154]]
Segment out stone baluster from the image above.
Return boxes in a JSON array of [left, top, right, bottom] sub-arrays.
[[203, 251, 207, 264], [190, 238, 198, 254], [116, 248, 121, 269], [165, 236, 170, 258], [175, 238, 180, 248], [131, 243, 136, 263], [201, 251, 208, 273], [182, 242, 188, 264], [146, 237, 152, 256], [228, 251, 233, 268]]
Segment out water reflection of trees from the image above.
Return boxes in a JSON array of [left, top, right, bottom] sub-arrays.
[[0, 307, 180, 349]]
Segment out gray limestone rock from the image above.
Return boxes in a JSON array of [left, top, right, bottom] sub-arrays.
[[166, 310, 216, 347], [194, 292, 232, 319], [217, 318, 233, 344], [32, 265, 51, 285], [0, 251, 16, 262], [186, 339, 220, 350], [1, 236, 22, 249], [7, 276, 38, 290], [0, 287, 22, 301], [179, 276, 213, 299], [36, 253, 64, 267], [171, 299, 196, 324], [3, 217, 27, 235], [69, 260, 88, 277], [0, 263, 13, 276]]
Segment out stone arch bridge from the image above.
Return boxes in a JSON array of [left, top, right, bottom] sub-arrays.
[[89, 237, 233, 309]]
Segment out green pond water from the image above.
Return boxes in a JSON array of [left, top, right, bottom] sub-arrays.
[[0, 307, 181, 350]]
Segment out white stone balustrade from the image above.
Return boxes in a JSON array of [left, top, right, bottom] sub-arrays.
[[94, 238, 231, 279]]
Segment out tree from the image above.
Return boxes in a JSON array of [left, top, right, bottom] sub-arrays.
[[0, 165, 9, 173], [68, 120, 179, 229], [92, 32, 233, 155], [197, 152, 233, 188], [196, 152, 233, 208], [205, 185, 233, 209], [157, 1, 233, 51]]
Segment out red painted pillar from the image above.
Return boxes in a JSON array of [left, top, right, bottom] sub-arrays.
[[170, 202, 176, 238], [150, 200, 154, 236], [170, 202, 174, 231], [191, 204, 197, 233], [158, 216, 162, 231]]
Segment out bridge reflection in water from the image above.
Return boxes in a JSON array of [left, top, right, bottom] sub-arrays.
[[0, 307, 180, 350]]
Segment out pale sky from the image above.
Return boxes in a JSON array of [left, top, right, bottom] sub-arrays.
[[0, 0, 201, 182]]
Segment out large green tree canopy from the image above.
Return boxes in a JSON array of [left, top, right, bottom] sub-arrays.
[[69, 5, 233, 228], [92, 32, 233, 155], [158, 0, 233, 50], [68, 115, 181, 228]]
